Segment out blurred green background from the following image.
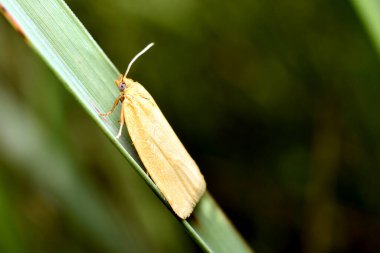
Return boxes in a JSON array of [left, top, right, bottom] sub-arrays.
[[1, 0, 380, 252]]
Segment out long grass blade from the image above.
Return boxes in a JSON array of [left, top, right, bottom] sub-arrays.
[[1, 0, 253, 251]]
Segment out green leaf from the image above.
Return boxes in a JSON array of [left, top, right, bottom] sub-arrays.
[[1, 0, 253, 252], [352, 0, 380, 56]]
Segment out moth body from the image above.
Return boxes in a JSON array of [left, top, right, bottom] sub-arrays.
[[102, 71, 206, 219], [100, 43, 206, 218], [121, 77, 206, 218]]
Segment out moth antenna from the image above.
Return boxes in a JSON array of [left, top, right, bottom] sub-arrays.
[[124, 42, 154, 78]]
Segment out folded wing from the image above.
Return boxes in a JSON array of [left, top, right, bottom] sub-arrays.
[[123, 81, 206, 219]]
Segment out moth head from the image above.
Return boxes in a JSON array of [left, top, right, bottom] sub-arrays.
[[114, 75, 131, 92], [118, 81, 127, 91]]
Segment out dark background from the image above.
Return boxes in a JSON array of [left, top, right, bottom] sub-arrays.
[[1, 1, 380, 252]]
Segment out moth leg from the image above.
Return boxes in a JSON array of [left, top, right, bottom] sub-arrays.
[[116, 102, 125, 139], [99, 95, 123, 117]]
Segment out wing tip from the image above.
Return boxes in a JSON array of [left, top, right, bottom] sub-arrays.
[[174, 179, 207, 219]]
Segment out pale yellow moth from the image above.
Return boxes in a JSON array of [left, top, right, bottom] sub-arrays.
[[100, 43, 206, 219]]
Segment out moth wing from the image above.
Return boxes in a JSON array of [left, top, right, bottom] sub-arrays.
[[124, 82, 206, 219]]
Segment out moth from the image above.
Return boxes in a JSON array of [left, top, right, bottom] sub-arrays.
[[100, 43, 206, 219]]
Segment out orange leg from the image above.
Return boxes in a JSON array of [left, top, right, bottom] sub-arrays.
[[99, 95, 123, 117]]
